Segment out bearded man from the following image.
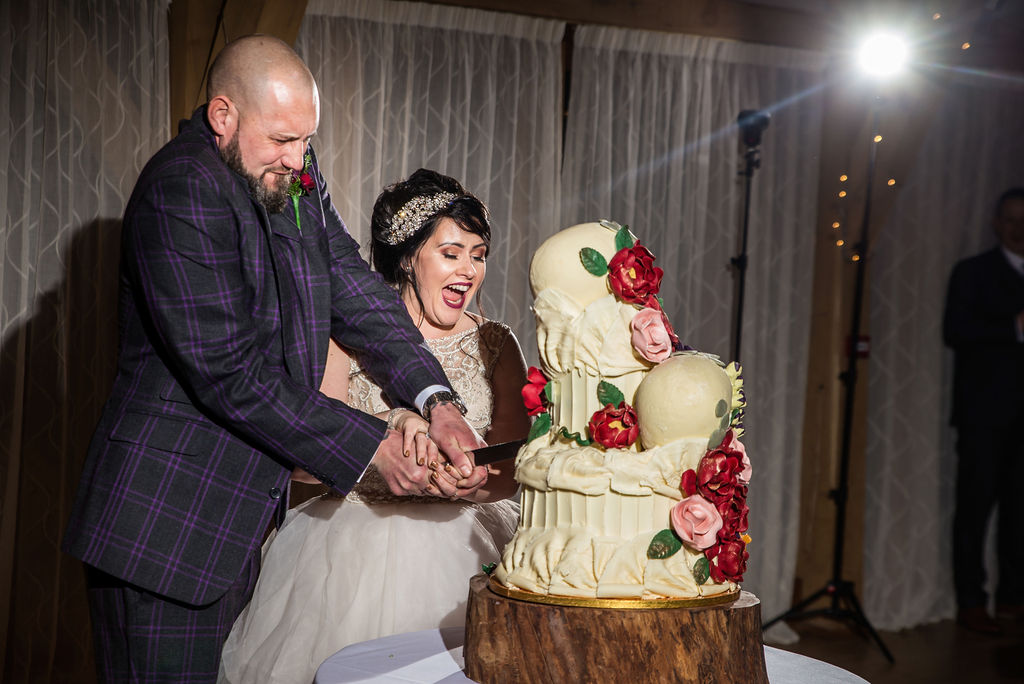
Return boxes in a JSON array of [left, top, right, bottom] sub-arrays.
[[62, 35, 487, 682]]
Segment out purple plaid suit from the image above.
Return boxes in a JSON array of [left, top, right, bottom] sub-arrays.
[[63, 108, 446, 625]]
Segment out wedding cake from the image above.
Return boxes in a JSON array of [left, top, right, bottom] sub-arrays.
[[491, 220, 751, 604]]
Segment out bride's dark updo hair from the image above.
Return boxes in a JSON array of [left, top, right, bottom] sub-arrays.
[[370, 169, 491, 297]]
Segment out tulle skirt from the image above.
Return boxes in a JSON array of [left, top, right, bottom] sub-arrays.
[[218, 493, 518, 684]]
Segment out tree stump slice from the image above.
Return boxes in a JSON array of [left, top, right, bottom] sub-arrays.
[[464, 574, 768, 684]]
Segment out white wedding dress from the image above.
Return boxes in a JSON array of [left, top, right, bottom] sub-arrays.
[[218, 323, 519, 684]]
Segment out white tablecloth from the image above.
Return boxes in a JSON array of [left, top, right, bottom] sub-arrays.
[[315, 627, 869, 683]]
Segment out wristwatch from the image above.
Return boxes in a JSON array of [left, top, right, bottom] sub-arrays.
[[422, 390, 468, 421]]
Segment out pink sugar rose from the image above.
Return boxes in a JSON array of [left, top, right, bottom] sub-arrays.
[[670, 496, 724, 551], [631, 308, 672, 363]]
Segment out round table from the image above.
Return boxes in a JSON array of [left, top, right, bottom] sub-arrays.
[[315, 627, 868, 683]]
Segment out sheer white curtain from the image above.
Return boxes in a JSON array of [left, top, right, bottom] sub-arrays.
[[562, 25, 826, 623], [0, 0, 169, 679], [864, 76, 1024, 630], [298, 0, 564, 357]]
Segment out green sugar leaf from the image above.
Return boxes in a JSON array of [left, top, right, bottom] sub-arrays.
[[647, 529, 683, 559], [694, 556, 711, 585], [597, 381, 625, 408], [614, 226, 635, 251], [598, 378, 626, 405], [580, 247, 608, 276], [527, 412, 552, 442], [715, 399, 729, 418]]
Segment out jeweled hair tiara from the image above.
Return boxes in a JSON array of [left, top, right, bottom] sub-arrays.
[[384, 191, 459, 245]]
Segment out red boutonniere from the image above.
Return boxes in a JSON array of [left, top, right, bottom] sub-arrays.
[[288, 152, 315, 232]]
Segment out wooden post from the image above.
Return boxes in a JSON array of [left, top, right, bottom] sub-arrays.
[[465, 575, 769, 683]]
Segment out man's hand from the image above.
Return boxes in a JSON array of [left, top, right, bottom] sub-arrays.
[[452, 464, 489, 499], [371, 429, 433, 496], [427, 402, 487, 477]]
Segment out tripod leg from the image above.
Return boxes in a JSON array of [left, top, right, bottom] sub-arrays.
[[841, 585, 895, 663], [762, 584, 833, 631]]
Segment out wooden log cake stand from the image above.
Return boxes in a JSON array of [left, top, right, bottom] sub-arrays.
[[464, 574, 769, 683]]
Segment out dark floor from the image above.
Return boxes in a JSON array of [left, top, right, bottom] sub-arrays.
[[772, 614, 1024, 683]]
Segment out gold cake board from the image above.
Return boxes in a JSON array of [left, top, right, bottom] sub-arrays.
[[465, 574, 769, 684], [487, 574, 740, 609]]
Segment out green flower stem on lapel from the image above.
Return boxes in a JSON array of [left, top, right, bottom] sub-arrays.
[[288, 152, 314, 232], [290, 194, 302, 233]]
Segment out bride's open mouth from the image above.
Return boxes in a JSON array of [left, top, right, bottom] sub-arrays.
[[442, 283, 470, 309]]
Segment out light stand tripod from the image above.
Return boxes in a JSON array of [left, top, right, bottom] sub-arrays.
[[762, 109, 894, 664], [731, 110, 770, 363]]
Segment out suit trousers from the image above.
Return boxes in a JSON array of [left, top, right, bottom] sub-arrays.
[[85, 549, 260, 683], [952, 422, 1024, 609]]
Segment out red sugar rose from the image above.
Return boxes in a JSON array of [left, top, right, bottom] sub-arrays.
[[716, 492, 749, 540], [706, 538, 749, 583], [521, 366, 548, 416], [695, 450, 743, 505], [587, 402, 640, 449], [608, 243, 663, 305], [680, 469, 698, 497]]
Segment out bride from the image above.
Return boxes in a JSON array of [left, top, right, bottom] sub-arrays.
[[218, 169, 530, 683]]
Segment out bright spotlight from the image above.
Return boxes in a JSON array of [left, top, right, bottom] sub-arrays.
[[857, 33, 908, 78]]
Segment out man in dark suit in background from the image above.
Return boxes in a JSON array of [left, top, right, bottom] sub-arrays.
[[944, 186, 1024, 634], [62, 35, 487, 682]]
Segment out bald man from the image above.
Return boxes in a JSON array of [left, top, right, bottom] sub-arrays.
[[62, 35, 486, 682]]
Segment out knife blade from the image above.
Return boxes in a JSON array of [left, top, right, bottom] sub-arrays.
[[470, 439, 527, 466]]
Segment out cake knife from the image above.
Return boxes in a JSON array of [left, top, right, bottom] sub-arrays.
[[469, 439, 527, 466]]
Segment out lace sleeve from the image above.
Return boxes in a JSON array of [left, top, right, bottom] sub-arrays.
[[476, 321, 530, 446], [477, 320, 512, 381]]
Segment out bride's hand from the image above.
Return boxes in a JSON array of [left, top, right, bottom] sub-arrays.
[[387, 409, 461, 497], [388, 409, 439, 469]]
